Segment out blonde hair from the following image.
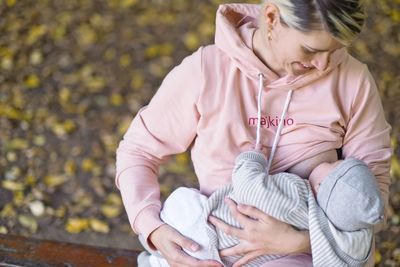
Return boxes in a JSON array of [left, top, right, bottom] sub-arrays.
[[261, 0, 367, 45]]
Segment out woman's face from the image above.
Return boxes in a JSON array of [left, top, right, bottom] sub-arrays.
[[271, 24, 344, 77], [258, 4, 344, 77]]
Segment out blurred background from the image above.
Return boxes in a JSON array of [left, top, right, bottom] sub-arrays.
[[0, 0, 399, 266]]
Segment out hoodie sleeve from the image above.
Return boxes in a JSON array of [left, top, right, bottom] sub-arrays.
[[115, 47, 203, 246], [342, 66, 392, 232]]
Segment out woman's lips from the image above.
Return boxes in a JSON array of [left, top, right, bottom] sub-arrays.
[[299, 62, 313, 69], [292, 62, 314, 75]]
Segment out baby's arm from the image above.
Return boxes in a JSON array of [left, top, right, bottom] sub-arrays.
[[287, 150, 338, 179], [309, 161, 343, 196], [231, 150, 267, 188]]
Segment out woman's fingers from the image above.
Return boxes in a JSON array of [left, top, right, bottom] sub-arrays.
[[171, 247, 222, 267], [224, 198, 258, 226], [208, 215, 245, 239], [175, 234, 200, 252], [220, 244, 248, 257], [150, 224, 222, 267], [236, 202, 274, 222], [232, 250, 264, 267]]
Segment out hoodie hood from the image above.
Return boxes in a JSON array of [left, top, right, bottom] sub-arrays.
[[215, 3, 349, 90]]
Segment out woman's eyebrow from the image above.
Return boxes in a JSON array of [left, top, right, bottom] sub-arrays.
[[304, 45, 330, 52]]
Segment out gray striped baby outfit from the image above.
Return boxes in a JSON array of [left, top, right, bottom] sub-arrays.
[[202, 151, 380, 267]]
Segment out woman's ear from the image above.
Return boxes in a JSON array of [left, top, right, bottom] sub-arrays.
[[262, 3, 281, 28]]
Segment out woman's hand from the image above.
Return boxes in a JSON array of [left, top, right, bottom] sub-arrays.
[[209, 198, 311, 267], [149, 224, 223, 267]]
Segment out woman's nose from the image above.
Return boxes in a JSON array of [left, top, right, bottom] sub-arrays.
[[311, 52, 330, 71]]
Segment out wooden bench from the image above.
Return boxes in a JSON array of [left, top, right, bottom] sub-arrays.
[[0, 234, 140, 267]]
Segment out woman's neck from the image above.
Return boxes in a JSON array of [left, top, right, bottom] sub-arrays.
[[252, 28, 285, 77]]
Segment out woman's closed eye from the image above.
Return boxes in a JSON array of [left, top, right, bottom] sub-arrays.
[[302, 47, 317, 55]]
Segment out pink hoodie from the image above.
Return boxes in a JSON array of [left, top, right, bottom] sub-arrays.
[[116, 4, 392, 244]]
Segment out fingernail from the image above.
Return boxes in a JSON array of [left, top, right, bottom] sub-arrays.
[[190, 243, 199, 251]]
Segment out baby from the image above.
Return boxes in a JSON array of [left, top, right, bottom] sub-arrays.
[[140, 149, 384, 267]]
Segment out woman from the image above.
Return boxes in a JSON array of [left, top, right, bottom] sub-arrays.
[[116, 1, 392, 266]]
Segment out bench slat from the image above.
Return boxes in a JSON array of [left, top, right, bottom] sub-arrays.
[[0, 234, 139, 267]]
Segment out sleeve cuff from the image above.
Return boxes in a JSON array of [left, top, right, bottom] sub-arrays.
[[134, 205, 165, 249]]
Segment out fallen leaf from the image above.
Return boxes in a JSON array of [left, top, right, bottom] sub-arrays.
[[89, 218, 110, 233], [66, 218, 89, 234], [101, 204, 121, 218], [18, 215, 38, 233]]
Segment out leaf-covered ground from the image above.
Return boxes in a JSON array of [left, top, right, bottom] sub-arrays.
[[0, 0, 399, 265]]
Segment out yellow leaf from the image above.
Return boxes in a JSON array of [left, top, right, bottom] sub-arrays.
[[30, 50, 43, 65], [13, 191, 25, 206], [27, 25, 47, 45], [101, 204, 121, 218], [392, 136, 398, 150], [54, 206, 67, 218], [44, 175, 69, 187], [119, 54, 131, 67], [77, 24, 97, 46], [159, 43, 174, 57], [82, 158, 95, 172], [24, 74, 40, 89], [59, 87, 71, 103], [1, 55, 13, 70], [0, 203, 16, 218], [63, 119, 76, 133], [33, 135, 46, 146], [18, 215, 38, 233], [120, 0, 138, 8], [0, 226, 8, 234], [104, 48, 116, 61], [0, 104, 26, 120], [118, 118, 131, 136], [391, 157, 400, 178], [110, 93, 123, 106], [2, 181, 25, 191], [374, 250, 382, 264], [26, 174, 37, 186], [10, 138, 29, 149], [64, 160, 76, 176], [6, 151, 17, 162], [52, 123, 67, 137], [106, 193, 122, 206], [145, 45, 160, 59], [391, 10, 400, 23], [85, 76, 105, 93], [52, 25, 66, 40], [6, 0, 16, 7], [198, 22, 215, 38], [66, 218, 89, 234], [393, 247, 400, 261], [90, 218, 110, 233], [176, 153, 189, 165], [131, 71, 145, 90], [184, 32, 200, 51]]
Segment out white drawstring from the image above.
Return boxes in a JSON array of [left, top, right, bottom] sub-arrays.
[[255, 73, 293, 175], [256, 73, 264, 148], [266, 90, 293, 175]]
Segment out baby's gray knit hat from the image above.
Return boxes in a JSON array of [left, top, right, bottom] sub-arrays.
[[316, 158, 384, 231]]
